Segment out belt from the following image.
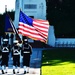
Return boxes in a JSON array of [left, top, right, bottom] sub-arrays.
[[2, 51, 9, 52], [23, 51, 30, 53], [13, 53, 20, 55]]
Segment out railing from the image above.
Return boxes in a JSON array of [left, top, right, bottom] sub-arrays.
[[55, 38, 75, 47]]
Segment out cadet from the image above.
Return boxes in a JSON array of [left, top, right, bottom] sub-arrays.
[[12, 40, 20, 74], [1, 39, 10, 74], [22, 39, 32, 74]]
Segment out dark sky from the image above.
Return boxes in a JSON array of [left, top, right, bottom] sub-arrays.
[[47, 0, 75, 37]]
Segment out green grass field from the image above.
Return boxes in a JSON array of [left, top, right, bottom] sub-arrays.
[[41, 48, 75, 75]]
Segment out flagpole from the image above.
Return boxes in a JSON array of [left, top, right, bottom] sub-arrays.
[[5, 5, 7, 13], [10, 18, 22, 43], [4, 5, 7, 39], [7, 14, 22, 43], [5, 6, 22, 43]]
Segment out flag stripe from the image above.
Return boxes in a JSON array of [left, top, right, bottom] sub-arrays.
[[18, 24, 46, 42], [33, 21, 49, 38], [33, 20, 49, 28], [19, 22, 48, 38], [33, 23, 49, 32], [19, 24, 41, 34], [19, 29, 46, 40], [19, 29, 46, 42], [19, 23, 46, 39]]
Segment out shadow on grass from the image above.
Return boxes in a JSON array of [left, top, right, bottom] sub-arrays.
[[42, 48, 75, 66]]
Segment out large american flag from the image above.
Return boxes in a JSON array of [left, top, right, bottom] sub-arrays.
[[18, 10, 49, 43]]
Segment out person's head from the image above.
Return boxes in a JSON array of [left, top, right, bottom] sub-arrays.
[[24, 39, 28, 44], [3, 39, 8, 44], [13, 40, 18, 45]]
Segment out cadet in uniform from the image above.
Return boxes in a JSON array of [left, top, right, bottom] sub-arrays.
[[1, 39, 10, 74], [22, 39, 32, 74], [12, 40, 20, 74]]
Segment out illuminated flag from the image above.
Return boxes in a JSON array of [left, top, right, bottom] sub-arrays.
[[18, 10, 49, 43]]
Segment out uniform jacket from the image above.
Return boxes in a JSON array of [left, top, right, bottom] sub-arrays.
[[1, 44, 10, 54], [12, 44, 20, 56], [21, 44, 32, 56]]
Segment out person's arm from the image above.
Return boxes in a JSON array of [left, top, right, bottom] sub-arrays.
[[21, 45, 23, 56], [29, 44, 32, 55], [11, 47, 14, 57]]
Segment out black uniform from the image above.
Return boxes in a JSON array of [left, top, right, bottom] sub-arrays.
[[22, 43, 32, 67], [12, 45, 20, 67], [1, 40, 10, 74], [1, 44, 9, 66]]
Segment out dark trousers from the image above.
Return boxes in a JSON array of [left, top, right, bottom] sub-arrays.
[[13, 55, 20, 67], [2, 53, 9, 66], [23, 54, 30, 67]]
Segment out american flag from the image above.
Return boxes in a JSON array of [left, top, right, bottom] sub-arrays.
[[18, 10, 49, 43]]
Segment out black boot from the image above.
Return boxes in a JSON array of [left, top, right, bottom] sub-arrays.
[[17, 71, 19, 73], [2, 70, 4, 74], [27, 71, 29, 73], [13, 69, 15, 74], [24, 71, 26, 74]]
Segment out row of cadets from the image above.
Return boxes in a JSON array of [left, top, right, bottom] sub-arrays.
[[1, 38, 32, 74], [12, 38, 32, 74]]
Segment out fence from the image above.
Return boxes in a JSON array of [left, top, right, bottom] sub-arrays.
[[55, 38, 75, 47]]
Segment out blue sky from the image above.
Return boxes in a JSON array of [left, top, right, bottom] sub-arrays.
[[0, 0, 15, 14]]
